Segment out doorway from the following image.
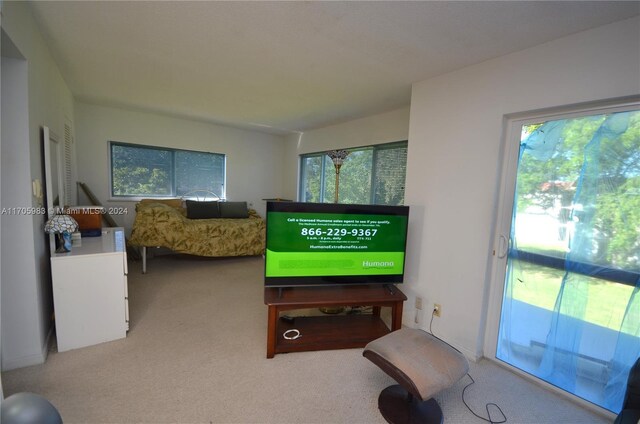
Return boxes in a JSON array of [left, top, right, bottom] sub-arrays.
[[488, 100, 639, 412]]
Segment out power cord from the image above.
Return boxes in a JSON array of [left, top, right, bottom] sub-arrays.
[[461, 373, 506, 424], [427, 308, 507, 424]]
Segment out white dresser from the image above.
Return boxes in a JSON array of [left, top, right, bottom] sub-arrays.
[[51, 227, 129, 352]]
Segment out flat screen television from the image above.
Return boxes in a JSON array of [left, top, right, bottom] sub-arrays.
[[264, 201, 410, 287]]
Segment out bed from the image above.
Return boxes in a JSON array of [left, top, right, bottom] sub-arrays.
[[129, 197, 266, 273]]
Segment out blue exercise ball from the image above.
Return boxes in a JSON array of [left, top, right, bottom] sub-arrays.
[[0, 392, 62, 424]]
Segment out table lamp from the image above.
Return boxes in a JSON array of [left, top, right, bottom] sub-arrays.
[[44, 214, 79, 253]]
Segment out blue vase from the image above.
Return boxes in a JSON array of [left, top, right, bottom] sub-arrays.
[[62, 232, 72, 252]]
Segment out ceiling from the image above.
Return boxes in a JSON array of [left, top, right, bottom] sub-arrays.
[[29, 1, 639, 135]]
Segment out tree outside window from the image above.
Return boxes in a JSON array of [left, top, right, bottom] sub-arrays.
[[300, 141, 407, 205], [110, 142, 225, 198]]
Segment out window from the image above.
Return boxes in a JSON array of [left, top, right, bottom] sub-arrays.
[[299, 141, 407, 205], [490, 103, 640, 412], [110, 142, 226, 198]]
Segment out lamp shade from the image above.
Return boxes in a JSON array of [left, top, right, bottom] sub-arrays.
[[326, 150, 350, 167], [44, 214, 78, 234]]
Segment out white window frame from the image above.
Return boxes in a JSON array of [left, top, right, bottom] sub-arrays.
[[483, 95, 640, 415]]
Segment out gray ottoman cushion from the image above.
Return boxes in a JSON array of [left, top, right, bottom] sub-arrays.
[[364, 328, 469, 401]]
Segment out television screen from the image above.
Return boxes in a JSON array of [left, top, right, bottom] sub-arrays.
[[264, 202, 409, 287]]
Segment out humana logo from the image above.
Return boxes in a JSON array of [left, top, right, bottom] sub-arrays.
[[362, 260, 394, 268]]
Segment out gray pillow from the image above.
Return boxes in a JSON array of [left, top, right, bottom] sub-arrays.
[[185, 200, 220, 219], [219, 201, 249, 218]]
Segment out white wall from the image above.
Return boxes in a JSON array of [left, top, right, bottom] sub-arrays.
[[74, 102, 287, 232], [283, 107, 410, 199], [296, 107, 410, 154], [1, 2, 76, 370], [1, 55, 40, 370], [404, 17, 640, 359]]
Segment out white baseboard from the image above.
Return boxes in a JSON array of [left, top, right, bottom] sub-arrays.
[[2, 351, 45, 371], [1, 327, 52, 371]]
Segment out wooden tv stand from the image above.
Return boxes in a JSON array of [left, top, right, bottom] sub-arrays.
[[264, 284, 406, 358]]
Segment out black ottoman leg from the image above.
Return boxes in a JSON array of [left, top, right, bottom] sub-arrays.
[[378, 384, 443, 424]]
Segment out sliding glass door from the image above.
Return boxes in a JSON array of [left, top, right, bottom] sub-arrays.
[[492, 102, 639, 412]]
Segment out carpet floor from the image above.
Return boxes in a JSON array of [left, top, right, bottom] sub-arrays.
[[2, 255, 611, 423]]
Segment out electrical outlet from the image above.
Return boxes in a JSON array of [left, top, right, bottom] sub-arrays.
[[433, 303, 441, 317], [415, 296, 423, 310]]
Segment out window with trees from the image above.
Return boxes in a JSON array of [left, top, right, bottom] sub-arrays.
[[299, 141, 407, 205], [494, 105, 640, 412], [110, 142, 226, 198]]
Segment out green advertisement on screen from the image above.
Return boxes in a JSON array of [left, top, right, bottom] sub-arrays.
[[264, 203, 409, 286]]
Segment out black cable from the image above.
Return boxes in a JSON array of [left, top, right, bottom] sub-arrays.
[[429, 307, 436, 334], [427, 309, 507, 424], [462, 373, 507, 424]]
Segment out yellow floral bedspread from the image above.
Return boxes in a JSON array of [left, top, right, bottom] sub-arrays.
[[129, 202, 265, 257]]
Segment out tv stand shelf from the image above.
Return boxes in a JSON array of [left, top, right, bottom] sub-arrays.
[[264, 285, 406, 358]]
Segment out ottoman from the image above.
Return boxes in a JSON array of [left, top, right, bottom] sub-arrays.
[[363, 328, 469, 424]]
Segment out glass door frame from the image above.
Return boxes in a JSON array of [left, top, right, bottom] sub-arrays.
[[483, 95, 640, 415]]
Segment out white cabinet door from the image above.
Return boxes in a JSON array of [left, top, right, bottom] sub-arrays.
[[52, 253, 127, 352]]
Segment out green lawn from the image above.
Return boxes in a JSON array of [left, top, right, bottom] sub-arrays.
[[510, 259, 636, 333]]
